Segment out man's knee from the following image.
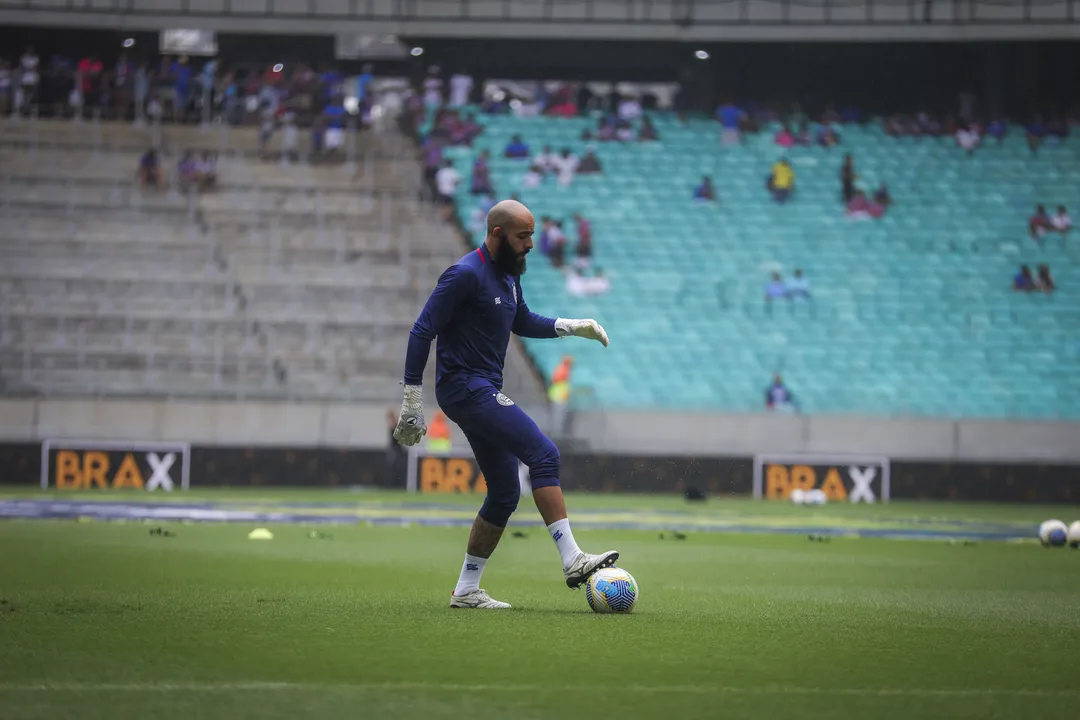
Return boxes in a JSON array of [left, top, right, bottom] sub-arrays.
[[478, 481, 521, 528], [526, 437, 561, 490]]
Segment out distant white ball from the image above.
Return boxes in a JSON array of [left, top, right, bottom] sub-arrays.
[[806, 489, 828, 506], [1038, 520, 1068, 547], [1068, 521, 1080, 549], [790, 489, 807, 505]]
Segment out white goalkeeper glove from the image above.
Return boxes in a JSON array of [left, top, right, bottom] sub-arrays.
[[555, 318, 610, 347], [393, 384, 427, 447]]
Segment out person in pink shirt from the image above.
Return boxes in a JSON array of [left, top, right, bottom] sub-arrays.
[[573, 213, 592, 268], [1029, 205, 1051, 241], [774, 123, 794, 149]]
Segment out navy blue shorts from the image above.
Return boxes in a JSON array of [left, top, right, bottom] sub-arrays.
[[438, 380, 560, 497]]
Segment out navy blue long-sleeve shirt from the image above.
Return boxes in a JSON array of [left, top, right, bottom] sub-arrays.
[[404, 245, 558, 397]]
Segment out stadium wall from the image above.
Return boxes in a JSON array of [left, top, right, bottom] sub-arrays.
[[1, 398, 1079, 462], [3, 440, 1080, 503]]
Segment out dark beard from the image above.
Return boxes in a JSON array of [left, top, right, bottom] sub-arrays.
[[493, 237, 527, 276]]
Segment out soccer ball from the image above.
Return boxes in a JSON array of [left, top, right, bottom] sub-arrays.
[[806, 489, 828, 506], [1068, 521, 1080, 549], [1038, 520, 1068, 547], [790, 489, 807, 505], [585, 567, 638, 614]]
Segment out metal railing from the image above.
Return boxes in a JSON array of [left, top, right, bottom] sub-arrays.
[[3, 0, 1078, 26]]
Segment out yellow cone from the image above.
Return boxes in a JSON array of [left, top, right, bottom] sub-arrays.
[[247, 528, 274, 540]]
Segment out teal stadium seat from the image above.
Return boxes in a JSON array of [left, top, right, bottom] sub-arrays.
[[440, 111, 1080, 418]]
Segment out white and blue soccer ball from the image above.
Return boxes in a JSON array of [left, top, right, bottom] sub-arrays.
[[1038, 520, 1068, 547], [1068, 521, 1080, 549], [585, 567, 638, 614], [790, 488, 807, 505], [805, 489, 828, 506]]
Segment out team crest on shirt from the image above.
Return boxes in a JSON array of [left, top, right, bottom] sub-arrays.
[[495, 392, 515, 407]]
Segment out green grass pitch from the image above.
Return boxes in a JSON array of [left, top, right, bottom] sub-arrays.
[[1, 489, 1078, 719]]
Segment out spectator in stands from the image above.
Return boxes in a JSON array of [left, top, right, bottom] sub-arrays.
[[774, 123, 795, 149], [533, 145, 558, 172], [1051, 205, 1071, 235], [449, 69, 473, 108], [423, 65, 443, 108], [198, 151, 218, 191], [573, 213, 593, 268], [454, 112, 483, 146], [846, 191, 873, 220], [470, 150, 494, 195], [523, 162, 544, 189], [884, 115, 904, 138], [596, 115, 617, 142], [504, 134, 530, 159], [1032, 263, 1058, 291], [1035, 264, 1055, 293], [767, 159, 795, 204], [1029, 205, 1051, 241], [716, 100, 743, 146], [987, 118, 1007, 144], [764, 272, 787, 314], [765, 374, 799, 413], [17, 46, 39, 115], [817, 122, 840, 148], [78, 54, 104, 116], [693, 175, 716, 203], [434, 159, 460, 219], [538, 216, 553, 257], [178, 150, 199, 190], [578, 148, 603, 174], [169, 55, 192, 121], [618, 95, 642, 121], [322, 97, 348, 155], [638, 115, 659, 142], [138, 148, 164, 190], [873, 184, 892, 209], [956, 123, 981, 154], [793, 120, 812, 146], [1013, 265, 1036, 292], [553, 148, 579, 187], [841, 154, 857, 203], [421, 135, 445, 196], [548, 220, 568, 268], [1026, 115, 1046, 154], [786, 269, 811, 300]]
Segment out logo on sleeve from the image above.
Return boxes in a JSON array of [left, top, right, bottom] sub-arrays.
[[494, 297, 501, 305]]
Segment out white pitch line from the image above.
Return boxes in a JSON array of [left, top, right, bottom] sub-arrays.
[[0, 682, 1076, 699]]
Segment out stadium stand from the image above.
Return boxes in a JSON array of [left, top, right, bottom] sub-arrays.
[[0, 117, 545, 405], [443, 112, 1080, 418]]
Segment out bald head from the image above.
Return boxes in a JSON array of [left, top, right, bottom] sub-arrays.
[[484, 199, 535, 276], [486, 199, 533, 236]]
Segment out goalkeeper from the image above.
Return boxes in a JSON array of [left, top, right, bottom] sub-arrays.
[[394, 199, 618, 609]]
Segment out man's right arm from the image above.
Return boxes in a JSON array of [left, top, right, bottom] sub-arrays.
[[403, 264, 476, 385]]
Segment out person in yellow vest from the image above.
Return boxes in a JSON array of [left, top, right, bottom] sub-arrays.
[[426, 410, 452, 453], [548, 355, 573, 438]]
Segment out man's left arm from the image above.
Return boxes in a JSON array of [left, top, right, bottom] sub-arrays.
[[512, 297, 609, 347]]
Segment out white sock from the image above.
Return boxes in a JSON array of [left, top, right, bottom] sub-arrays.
[[453, 554, 487, 596], [547, 518, 582, 569]]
